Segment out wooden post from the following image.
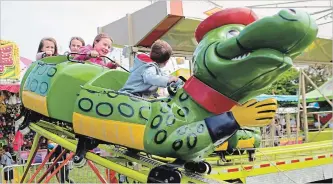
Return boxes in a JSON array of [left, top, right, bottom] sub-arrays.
[[318, 116, 321, 130], [127, 13, 135, 69], [301, 71, 309, 142], [286, 113, 291, 139], [270, 121, 276, 147], [262, 126, 267, 147], [189, 57, 193, 76], [301, 70, 333, 107], [296, 71, 302, 144]]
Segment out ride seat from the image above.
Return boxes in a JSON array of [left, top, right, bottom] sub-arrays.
[[90, 70, 129, 91], [86, 70, 170, 102]]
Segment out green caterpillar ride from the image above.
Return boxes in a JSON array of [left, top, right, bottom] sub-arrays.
[[17, 7, 317, 182]]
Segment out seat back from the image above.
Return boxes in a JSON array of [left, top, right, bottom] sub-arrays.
[[90, 70, 129, 90]]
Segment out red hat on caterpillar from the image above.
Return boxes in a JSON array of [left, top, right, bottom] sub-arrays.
[[195, 7, 258, 42]]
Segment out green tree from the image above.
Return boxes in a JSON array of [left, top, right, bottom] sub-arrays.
[[265, 64, 332, 95], [265, 68, 299, 95]]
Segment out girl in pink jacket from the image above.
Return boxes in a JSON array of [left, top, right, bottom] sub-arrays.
[[74, 33, 118, 69]]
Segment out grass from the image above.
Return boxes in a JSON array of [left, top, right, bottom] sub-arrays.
[[1, 161, 113, 183]]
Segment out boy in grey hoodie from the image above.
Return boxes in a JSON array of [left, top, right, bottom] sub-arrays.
[[119, 40, 178, 98]]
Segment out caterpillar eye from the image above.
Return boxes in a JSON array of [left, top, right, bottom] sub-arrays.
[[226, 30, 240, 39]]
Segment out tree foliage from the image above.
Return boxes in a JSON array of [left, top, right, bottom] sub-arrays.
[[265, 67, 299, 95], [265, 64, 332, 95]]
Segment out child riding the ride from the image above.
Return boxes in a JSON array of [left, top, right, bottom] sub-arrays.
[[119, 39, 179, 98], [64, 36, 85, 57], [73, 33, 119, 69], [36, 37, 59, 60]]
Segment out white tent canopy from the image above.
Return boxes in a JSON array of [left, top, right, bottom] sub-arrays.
[[100, 1, 332, 65]]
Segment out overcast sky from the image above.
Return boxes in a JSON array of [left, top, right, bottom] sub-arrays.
[[1, 0, 332, 65]]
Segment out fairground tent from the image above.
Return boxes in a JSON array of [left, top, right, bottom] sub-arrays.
[[100, 1, 332, 65], [295, 37, 332, 65], [255, 94, 298, 102], [256, 78, 333, 103], [305, 77, 333, 102]]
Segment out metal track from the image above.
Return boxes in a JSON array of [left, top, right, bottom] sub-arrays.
[[110, 146, 224, 184], [32, 121, 226, 183]]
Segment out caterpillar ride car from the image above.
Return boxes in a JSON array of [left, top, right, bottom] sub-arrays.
[[171, 69, 261, 162], [17, 7, 317, 183]]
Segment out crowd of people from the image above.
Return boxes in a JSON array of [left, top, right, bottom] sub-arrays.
[[0, 90, 49, 150], [262, 114, 298, 147], [0, 91, 34, 151]]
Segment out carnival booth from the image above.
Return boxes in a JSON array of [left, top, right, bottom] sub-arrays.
[[0, 40, 39, 161], [0, 40, 21, 151], [304, 78, 333, 128]]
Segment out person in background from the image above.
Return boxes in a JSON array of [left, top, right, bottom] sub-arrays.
[[36, 37, 59, 60], [1, 145, 14, 183], [47, 141, 74, 183], [64, 36, 85, 57], [74, 33, 119, 69]]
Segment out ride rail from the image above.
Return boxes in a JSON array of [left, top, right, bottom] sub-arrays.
[[25, 122, 228, 183], [21, 120, 332, 183]]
